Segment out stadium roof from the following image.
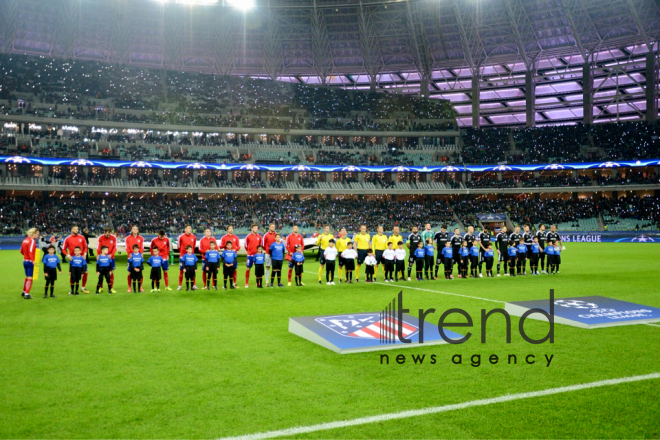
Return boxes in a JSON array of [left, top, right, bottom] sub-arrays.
[[1, 0, 659, 126]]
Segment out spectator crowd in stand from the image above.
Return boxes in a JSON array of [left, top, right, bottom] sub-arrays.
[[2, 195, 657, 238]]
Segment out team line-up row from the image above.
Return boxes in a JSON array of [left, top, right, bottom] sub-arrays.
[[19, 222, 565, 299]]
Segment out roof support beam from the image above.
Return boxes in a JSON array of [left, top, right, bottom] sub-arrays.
[[311, 0, 334, 85], [55, 0, 80, 58], [163, 5, 185, 70], [452, 0, 486, 71], [646, 49, 658, 121], [558, 0, 590, 62], [503, 0, 539, 69], [213, 8, 236, 75], [111, 1, 133, 64], [263, 2, 284, 80], [405, 0, 433, 97], [0, 0, 20, 53], [358, 1, 383, 92], [471, 74, 481, 128], [583, 62, 594, 125], [626, 0, 652, 50], [526, 69, 536, 127]]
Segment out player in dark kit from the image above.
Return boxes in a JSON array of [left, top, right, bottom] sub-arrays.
[[450, 228, 463, 277], [434, 225, 449, 279], [406, 226, 422, 281], [495, 225, 509, 276], [536, 224, 548, 274], [477, 226, 491, 278], [522, 224, 534, 276], [463, 226, 475, 252], [509, 225, 522, 250]]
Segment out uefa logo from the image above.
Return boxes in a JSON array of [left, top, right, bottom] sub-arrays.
[[554, 299, 598, 309]]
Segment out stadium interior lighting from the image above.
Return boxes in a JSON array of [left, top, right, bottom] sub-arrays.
[[152, 0, 219, 5], [226, 0, 255, 11]]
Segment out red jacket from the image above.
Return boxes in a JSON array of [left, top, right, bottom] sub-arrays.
[[20, 237, 37, 261], [199, 236, 217, 259], [97, 234, 117, 258], [220, 234, 240, 251], [63, 234, 87, 256], [150, 236, 171, 258], [177, 233, 196, 257], [286, 233, 304, 255], [262, 231, 278, 255], [244, 233, 262, 256], [125, 234, 144, 255]]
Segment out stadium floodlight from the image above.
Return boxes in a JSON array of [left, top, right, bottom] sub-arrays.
[[226, 0, 255, 11]]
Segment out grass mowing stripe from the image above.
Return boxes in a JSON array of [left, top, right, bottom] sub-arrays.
[[218, 373, 660, 440], [303, 271, 502, 304]]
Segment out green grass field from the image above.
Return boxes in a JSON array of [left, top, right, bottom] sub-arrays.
[[2, 243, 659, 439]]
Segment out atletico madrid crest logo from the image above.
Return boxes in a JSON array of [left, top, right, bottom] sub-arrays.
[[316, 313, 419, 340]]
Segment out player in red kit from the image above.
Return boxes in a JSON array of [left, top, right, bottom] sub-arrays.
[[244, 224, 262, 288], [150, 230, 172, 290], [63, 225, 89, 293], [198, 227, 217, 290], [286, 225, 304, 286], [20, 228, 39, 299], [220, 225, 240, 288], [125, 226, 145, 292], [261, 223, 277, 287], [97, 227, 117, 293], [177, 225, 197, 290]]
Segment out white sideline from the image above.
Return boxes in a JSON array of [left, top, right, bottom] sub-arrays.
[[218, 373, 660, 440], [303, 271, 503, 304], [645, 323, 660, 328]]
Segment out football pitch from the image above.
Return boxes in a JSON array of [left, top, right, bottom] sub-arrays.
[[1, 243, 659, 439]]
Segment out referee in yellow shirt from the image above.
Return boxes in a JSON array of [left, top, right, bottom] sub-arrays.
[[388, 226, 404, 248], [316, 225, 335, 284], [353, 224, 371, 283], [371, 225, 388, 281], [335, 228, 352, 283]]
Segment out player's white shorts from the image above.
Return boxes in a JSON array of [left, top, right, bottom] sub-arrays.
[[265, 254, 272, 267]]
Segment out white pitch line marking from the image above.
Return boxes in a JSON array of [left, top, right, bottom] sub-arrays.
[[370, 281, 503, 304], [303, 271, 503, 304], [644, 323, 660, 328], [217, 372, 660, 440]]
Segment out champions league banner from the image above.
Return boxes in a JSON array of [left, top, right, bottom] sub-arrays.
[[2, 155, 660, 173], [559, 232, 660, 243]]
